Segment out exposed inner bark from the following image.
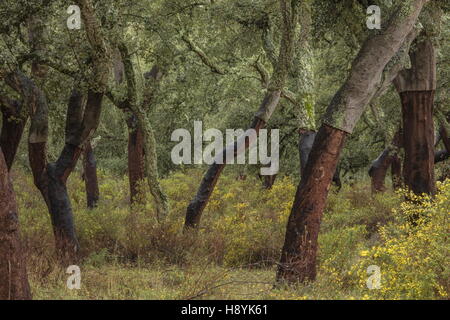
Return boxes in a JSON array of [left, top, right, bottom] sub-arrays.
[[277, 125, 347, 283], [299, 130, 342, 189], [127, 115, 146, 204], [0, 147, 32, 300], [369, 149, 392, 193], [0, 99, 27, 171], [394, 36, 436, 195], [82, 140, 99, 208], [400, 91, 436, 195]]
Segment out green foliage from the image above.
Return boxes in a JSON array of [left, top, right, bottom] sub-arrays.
[[12, 168, 450, 299]]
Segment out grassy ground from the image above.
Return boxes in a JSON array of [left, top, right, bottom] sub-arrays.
[[12, 168, 450, 300]]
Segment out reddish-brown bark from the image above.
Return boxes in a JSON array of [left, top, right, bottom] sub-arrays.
[[0, 148, 32, 300], [400, 91, 436, 195], [127, 116, 146, 204], [391, 154, 403, 190], [83, 140, 99, 208], [394, 37, 436, 195], [369, 150, 392, 193], [277, 124, 347, 283], [0, 102, 27, 171]]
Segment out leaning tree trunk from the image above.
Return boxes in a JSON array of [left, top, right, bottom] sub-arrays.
[[299, 129, 342, 189], [126, 115, 146, 205], [47, 89, 104, 261], [185, 0, 300, 229], [277, 0, 429, 284], [279, 125, 347, 282], [394, 37, 436, 195], [185, 113, 268, 229], [82, 140, 99, 208], [0, 147, 32, 300]]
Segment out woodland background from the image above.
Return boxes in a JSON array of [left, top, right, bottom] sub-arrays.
[[0, 0, 449, 300]]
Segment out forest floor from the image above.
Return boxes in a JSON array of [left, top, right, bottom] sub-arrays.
[[12, 168, 449, 300]]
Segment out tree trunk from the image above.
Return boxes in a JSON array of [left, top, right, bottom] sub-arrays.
[[0, 147, 32, 300], [47, 144, 83, 262], [439, 124, 450, 153], [0, 100, 27, 171], [46, 90, 104, 261], [83, 140, 99, 208], [118, 45, 169, 221], [263, 173, 277, 189], [277, 125, 347, 282], [1, 0, 109, 262], [368, 130, 402, 193], [126, 115, 146, 204], [435, 150, 449, 163], [299, 130, 342, 189], [394, 37, 436, 195], [185, 117, 266, 229], [400, 91, 436, 194], [369, 149, 392, 193], [184, 0, 301, 229], [391, 153, 402, 190], [299, 129, 316, 177], [277, 0, 428, 283]]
